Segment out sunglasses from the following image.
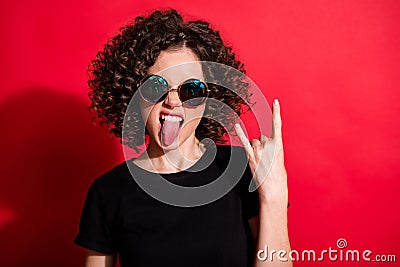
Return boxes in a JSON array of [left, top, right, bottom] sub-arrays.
[[138, 74, 209, 107]]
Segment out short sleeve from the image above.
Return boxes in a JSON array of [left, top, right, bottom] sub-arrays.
[[74, 182, 117, 254], [239, 163, 260, 221]]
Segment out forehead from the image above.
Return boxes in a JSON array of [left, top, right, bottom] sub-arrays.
[[148, 48, 203, 84]]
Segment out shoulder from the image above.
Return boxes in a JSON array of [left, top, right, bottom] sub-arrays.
[[90, 161, 131, 196], [215, 145, 253, 190], [215, 144, 246, 158], [215, 145, 247, 166]]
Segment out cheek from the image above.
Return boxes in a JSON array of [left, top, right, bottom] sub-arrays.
[[139, 100, 160, 127], [183, 106, 206, 131], [183, 118, 202, 131]]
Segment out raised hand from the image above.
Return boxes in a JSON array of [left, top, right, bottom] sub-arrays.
[[234, 99, 288, 206]]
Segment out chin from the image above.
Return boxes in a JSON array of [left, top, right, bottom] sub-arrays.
[[160, 141, 180, 151]]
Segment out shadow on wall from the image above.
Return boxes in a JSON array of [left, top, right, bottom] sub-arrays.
[[0, 89, 121, 267]]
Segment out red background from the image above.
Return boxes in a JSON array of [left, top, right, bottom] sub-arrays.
[[1, 0, 399, 266]]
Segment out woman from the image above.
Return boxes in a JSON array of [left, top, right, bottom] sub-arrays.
[[74, 9, 291, 267]]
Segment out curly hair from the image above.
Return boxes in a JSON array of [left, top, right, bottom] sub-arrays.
[[88, 9, 253, 152]]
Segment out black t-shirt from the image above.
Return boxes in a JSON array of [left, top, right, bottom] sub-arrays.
[[74, 145, 259, 267]]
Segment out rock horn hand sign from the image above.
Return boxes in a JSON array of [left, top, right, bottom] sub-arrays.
[[234, 99, 288, 205]]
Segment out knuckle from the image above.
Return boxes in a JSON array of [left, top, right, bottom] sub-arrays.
[[246, 154, 252, 161], [275, 143, 284, 151], [248, 156, 257, 165], [274, 119, 282, 128], [251, 139, 261, 146], [255, 150, 262, 161]]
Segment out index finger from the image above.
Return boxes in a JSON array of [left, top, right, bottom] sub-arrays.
[[234, 123, 255, 160], [272, 99, 283, 146]]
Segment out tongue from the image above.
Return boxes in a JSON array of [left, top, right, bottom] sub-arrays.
[[161, 120, 181, 146]]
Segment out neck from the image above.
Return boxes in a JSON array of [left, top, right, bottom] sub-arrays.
[[141, 134, 205, 173]]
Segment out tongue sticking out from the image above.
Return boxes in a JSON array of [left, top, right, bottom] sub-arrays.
[[161, 120, 181, 146]]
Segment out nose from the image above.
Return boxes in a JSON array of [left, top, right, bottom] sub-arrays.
[[163, 88, 182, 108]]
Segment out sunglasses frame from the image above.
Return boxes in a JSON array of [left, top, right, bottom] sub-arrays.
[[138, 74, 210, 107]]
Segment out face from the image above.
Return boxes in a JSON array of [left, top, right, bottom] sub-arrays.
[[139, 48, 206, 151]]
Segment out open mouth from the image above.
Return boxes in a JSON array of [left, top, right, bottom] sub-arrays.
[[159, 113, 184, 146], [159, 114, 184, 126]]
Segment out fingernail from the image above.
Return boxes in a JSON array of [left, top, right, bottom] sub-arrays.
[[274, 99, 279, 106]]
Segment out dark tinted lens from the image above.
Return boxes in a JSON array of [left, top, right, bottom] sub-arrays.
[[180, 79, 208, 106], [140, 75, 169, 102]]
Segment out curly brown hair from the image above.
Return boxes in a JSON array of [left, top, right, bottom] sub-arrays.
[[88, 9, 253, 152]]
